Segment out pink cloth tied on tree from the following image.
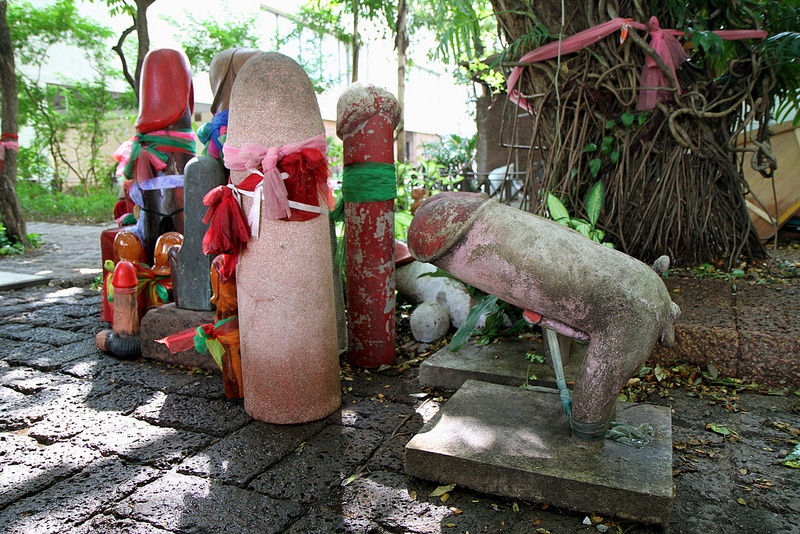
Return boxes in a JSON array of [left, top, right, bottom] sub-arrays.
[[222, 133, 328, 235], [639, 17, 687, 110], [0, 140, 19, 161], [506, 16, 768, 112]]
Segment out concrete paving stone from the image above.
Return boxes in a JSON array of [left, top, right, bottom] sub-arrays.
[[249, 424, 385, 503], [419, 336, 561, 392], [346, 369, 415, 400], [115, 470, 303, 533], [62, 353, 201, 393], [282, 504, 387, 534], [0, 375, 95, 432], [174, 373, 228, 400], [131, 390, 251, 437], [27, 404, 113, 444], [340, 470, 454, 533], [0, 302, 51, 319], [139, 304, 218, 371], [0, 322, 34, 338], [178, 420, 324, 486], [74, 514, 174, 534], [7, 302, 97, 328], [0, 431, 101, 509], [84, 382, 162, 414], [0, 458, 160, 534], [367, 413, 426, 473], [329, 396, 418, 434], [2, 338, 97, 370], [71, 413, 214, 468], [0, 365, 54, 394], [0, 325, 85, 347]]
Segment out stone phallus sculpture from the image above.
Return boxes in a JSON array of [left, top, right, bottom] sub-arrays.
[[203, 52, 340, 424], [336, 82, 401, 367], [125, 48, 195, 264], [407, 192, 680, 445]]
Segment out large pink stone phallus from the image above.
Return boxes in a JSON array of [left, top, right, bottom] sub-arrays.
[[226, 52, 340, 424], [408, 192, 680, 445]]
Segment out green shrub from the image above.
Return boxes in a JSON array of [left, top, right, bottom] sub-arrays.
[[0, 223, 42, 256], [16, 180, 116, 224]]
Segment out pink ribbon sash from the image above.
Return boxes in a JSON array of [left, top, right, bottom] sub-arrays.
[[222, 133, 328, 236]]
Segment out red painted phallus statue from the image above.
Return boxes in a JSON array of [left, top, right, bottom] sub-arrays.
[[96, 260, 142, 359]]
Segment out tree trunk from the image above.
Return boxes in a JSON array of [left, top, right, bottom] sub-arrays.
[[0, 1, 26, 245], [395, 0, 407, 163], [351, 0, 359, 83], [133, 0, 155, 100], [486, 0, 766, 267]]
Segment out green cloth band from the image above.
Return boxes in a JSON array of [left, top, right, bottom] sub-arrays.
[[331, 162, 397, 222], [341, 162, 397, 203]]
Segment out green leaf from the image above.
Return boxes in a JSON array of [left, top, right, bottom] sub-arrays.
[[450, 294, 499, 351], [601, 136, 613, 154], [605, 119, 616, 130], [638, 112, 648, 126], [621, 112, 635, 128], [780, 443, 800, 468], [582, 143, 597, 153], [609, 151, 620, 164], [585, 181, 605, 226], [574, 222, 591, 238], [707, 422, 738, 437], [589, 158, 602, 178], [394, 211, 413, 240], [430, 483, 456, 497], [546, 193, 570, 224], [417, 268, 459, 281]]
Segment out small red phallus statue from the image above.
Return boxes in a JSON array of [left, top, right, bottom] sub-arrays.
[[96, 260, 141, 359]]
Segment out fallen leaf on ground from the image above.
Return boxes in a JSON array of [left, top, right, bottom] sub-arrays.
[[430, 483, 456, 497]]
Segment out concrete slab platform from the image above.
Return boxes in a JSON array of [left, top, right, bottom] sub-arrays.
[[405, 380, 675, 525], [419, 337, 583, 391], [0, 271, 51, 291]]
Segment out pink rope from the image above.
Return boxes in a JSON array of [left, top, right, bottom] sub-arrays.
[[507, 17, 768, 112], [223, 133, 327, 223]]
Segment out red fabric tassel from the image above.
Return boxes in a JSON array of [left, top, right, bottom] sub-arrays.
[[202, 186, 250, 262], [155, 325, 207, 353], [279, 147, 333, 222]]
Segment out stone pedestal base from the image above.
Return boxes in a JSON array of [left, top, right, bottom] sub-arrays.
[[419, 337, 581, 391], [405, 380, 675, 525], [140, 303, 217, 370]]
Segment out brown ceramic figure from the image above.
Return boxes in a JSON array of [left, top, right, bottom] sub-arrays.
[[152, 231, 183, 276], [102, 230, 147, 325], [210, 254, 242, 398]]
